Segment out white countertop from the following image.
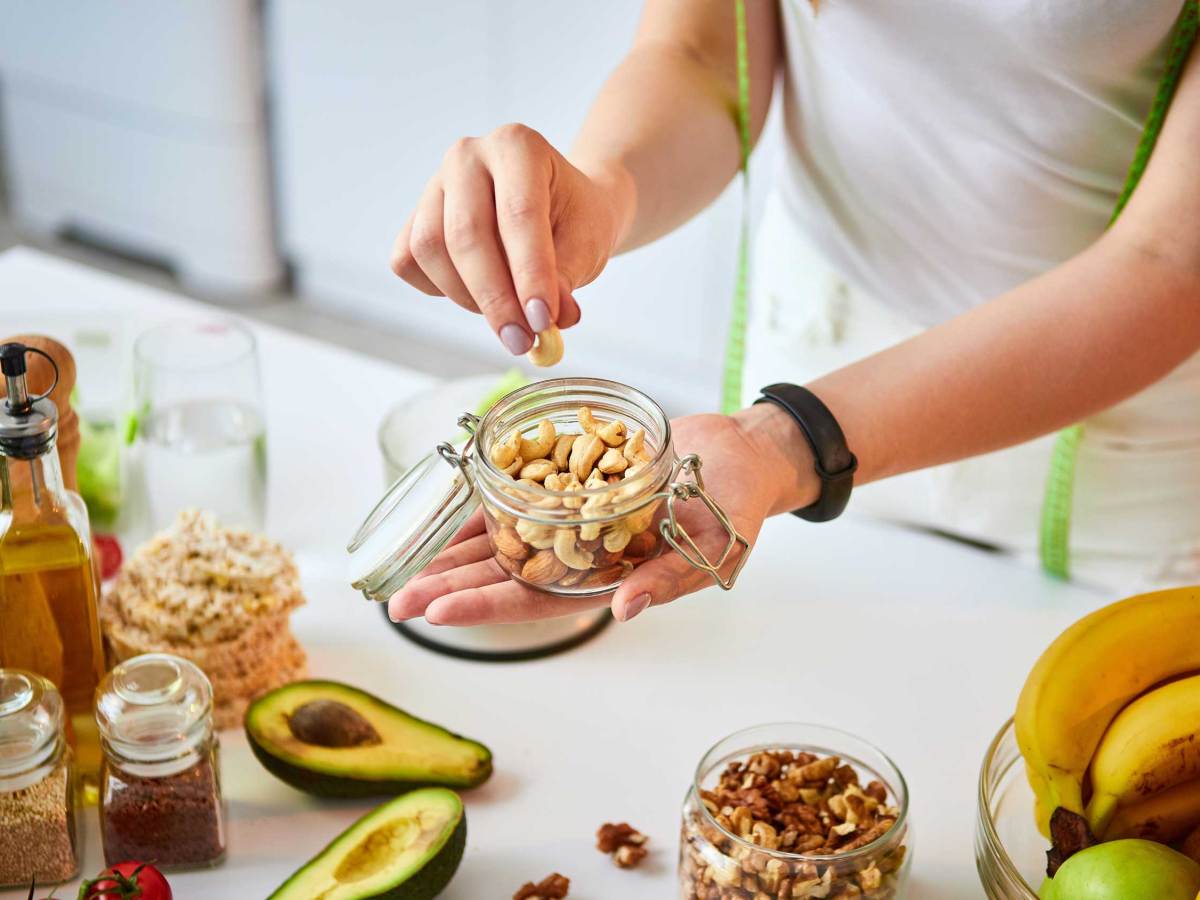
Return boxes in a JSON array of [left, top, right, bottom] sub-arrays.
[[0, 246, 1106, 899]]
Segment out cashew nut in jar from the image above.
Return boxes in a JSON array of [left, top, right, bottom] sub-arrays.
[[519, 419, 557, 461], [553, 528, 594, 570]]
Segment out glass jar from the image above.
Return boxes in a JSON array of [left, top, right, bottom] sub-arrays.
[[348, 377, 749, 600], [976, 719, 1041, 899], [96, 653, 226, 870], [0, 669, 80, 888], [679, 723, 912, 899]]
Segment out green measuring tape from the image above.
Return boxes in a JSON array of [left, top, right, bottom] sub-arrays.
[[724, 0, 1199, 578]]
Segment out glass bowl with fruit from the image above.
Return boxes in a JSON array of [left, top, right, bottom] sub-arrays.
[[978, 585, 1200, 900]]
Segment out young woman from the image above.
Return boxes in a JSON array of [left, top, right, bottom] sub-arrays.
[[387, 0, 1200, 625]]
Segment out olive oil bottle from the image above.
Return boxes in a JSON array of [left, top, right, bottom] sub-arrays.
[[0, 342, 105, 786]]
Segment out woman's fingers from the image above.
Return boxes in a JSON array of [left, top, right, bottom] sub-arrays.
[[442, 140, 532, 356], [387, 557, 509, 622], [406, 178, 476, 312], [487, 126, 561, 334], [413, 532, 493, 580], [609, 545, 708, 622], [424, 579, 610, 626], [390, 213, 441, 296]]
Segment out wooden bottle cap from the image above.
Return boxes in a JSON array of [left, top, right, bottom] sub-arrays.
[[0, 334, 80, 491]]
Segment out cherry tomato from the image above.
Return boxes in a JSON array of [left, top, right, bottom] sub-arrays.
[[81, 862, 172, 900], [94, 533, 124, 581]]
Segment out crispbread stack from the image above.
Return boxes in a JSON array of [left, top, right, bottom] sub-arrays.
[[101, 510, 308, 729]]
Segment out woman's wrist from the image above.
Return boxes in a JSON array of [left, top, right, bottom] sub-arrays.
[[732, 402, 822, 517], [574, 156, 637, 253]]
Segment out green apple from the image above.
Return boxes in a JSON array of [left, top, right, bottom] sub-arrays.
[[1039, 840, 1200, 899]]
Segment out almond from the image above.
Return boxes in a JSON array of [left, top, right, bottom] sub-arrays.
[[625, 530, 658, 560], [493, 526, 529, 560], [581, 565, 625, 589], [521, 549, 568, 585]]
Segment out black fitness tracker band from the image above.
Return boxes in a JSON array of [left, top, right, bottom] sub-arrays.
[[754, 383, 857, 522]]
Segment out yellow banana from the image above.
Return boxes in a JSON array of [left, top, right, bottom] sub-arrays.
[[1015, 585, 1200, 834], [1101, 778, 1200, 844], [1086, 672, 1200, 835]]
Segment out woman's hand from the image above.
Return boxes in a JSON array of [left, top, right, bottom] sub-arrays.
[[387, 405, 817, 625], [390, 124, 634, 356]]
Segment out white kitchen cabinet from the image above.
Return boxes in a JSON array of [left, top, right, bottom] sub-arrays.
[[0, 1, 281, 295], [266, 1, 741, 412]]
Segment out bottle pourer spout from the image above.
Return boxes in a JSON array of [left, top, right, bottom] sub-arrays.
[[0, 342, 31, 414]]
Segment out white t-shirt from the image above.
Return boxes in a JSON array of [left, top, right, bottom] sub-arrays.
[[746, 0, 1200, 592], [775, 0, 1184, 325]]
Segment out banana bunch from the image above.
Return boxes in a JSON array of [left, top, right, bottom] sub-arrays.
[[1016, 586, 1200, 846]]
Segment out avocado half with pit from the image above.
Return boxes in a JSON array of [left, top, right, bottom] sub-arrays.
[[246, 681, 492, 798], [269, 787, 466, 900]]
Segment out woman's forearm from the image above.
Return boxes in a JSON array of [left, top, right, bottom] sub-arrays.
[[571, 0, 778, 252], [811, 235, 1200, 489]]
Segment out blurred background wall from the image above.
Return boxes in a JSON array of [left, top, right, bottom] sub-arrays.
[[0, 1, 755, 413]]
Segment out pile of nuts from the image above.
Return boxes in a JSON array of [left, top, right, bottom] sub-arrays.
[[513, 872, 571, 899], [680, 750, 908, 899], [484, 406, 663, 591]]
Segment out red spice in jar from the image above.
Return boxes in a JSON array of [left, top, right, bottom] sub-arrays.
[[100, 755, 225, 868]]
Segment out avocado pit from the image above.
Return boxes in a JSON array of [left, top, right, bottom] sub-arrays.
[[288, 699, 383, 748]]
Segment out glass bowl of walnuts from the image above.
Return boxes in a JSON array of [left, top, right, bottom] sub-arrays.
[[679, 723, 912, 899]]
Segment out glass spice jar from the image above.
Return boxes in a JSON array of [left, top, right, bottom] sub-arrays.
[[348, 377, 750, 600], [679, 724, 913, 899], [96, 653, 226, 870], [0, 669, 80, 888]]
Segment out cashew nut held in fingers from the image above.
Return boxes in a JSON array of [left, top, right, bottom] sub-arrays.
[[527, 326, 564, 367], [553, 528, 594, 570], [519, 419, 556, 461]]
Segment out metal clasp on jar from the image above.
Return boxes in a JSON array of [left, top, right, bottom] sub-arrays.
[[445, 413, 750, 592]]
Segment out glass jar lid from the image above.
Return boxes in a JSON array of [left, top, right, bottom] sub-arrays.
[[0, 669, 63, 777], [96, 653, 213, 763], [347, 444, 480, 602]]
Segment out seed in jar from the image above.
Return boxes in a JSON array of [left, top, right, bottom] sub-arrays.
[[519, 459, 557, 482], [569, 434, 604, 481], [624, 531, 658, 560], [519, 419, 557, 461], [551, 433, 577, 470], [521, 550, 568, 584], [597, 447, 628, 474], [603, 527, 632, 553], [493, 526, 529, 561], [552, 529, 594, 570], [594, 419, 626, 447], [596, 822, 650, 869]]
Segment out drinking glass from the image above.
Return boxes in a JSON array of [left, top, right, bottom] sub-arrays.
[[128, 322, 267, 535]]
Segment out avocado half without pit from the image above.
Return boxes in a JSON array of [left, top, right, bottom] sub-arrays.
[[269, 787, 466, 900], [246, 681, 493, 797]]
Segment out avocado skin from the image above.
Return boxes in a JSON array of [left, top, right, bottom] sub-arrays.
[[245, 680, 493, 798], [268, 797, 467, 900]]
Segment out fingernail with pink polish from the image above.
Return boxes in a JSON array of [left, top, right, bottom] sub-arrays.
[[619, 592, 652, 622], [499, 324, 532, 355], [525, 298, 552, 333]]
